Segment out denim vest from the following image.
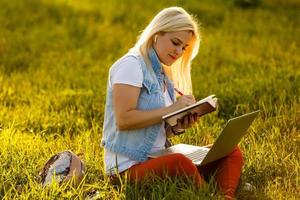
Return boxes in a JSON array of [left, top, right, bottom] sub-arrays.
[[101, 48, 175, 162]]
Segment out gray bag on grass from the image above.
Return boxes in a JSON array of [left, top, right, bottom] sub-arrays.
[[39, 150, 85, 186]]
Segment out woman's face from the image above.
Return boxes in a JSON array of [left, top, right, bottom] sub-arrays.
[[153, 30, 193, 66]]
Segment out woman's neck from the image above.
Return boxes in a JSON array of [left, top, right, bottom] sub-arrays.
[[162, 65, 173, 81]]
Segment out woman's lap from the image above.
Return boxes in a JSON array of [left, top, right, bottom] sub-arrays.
[[126, 153, 203, 186], [109, 146, 243, 198]]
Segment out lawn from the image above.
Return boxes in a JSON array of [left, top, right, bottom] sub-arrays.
[[0, 0, 299, 199]]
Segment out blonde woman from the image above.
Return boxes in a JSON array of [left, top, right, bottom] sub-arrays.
[[101, 7, 243, 199]]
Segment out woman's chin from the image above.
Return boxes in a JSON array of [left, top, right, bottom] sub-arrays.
[[162, 60, 175, 66]]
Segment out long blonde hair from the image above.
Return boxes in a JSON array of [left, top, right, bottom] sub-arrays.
[[130, 7, 200, 95]]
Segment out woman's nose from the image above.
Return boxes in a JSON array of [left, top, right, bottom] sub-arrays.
[[174, 46, 183, 56]]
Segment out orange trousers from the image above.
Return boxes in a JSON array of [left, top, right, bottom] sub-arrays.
[[126, 147, 243, 199]]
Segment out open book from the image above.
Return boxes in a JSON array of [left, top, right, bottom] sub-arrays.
[[163, 95, 217, 127]]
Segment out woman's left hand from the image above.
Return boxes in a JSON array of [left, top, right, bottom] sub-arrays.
[[166, 113, 199, 137], [176, 113, 198, 129]]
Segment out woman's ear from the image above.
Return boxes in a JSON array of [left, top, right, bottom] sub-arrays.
[[153, 34, 158, 43], [153, 31, 165, 44]]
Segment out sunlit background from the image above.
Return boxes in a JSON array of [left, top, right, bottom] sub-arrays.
[[0, 0, 299, 199]]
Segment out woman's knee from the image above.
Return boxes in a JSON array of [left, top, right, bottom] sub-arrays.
[[229, 146, 244, 164], [169, 153, 192, 163]]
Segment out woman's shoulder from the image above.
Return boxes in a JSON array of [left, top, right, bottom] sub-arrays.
[[118, 54, 140, 66], [109, 52, 144, 87], [111, 52, 141, 69]]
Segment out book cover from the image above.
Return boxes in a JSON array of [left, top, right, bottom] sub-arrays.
[[163, 95, 217, 127]]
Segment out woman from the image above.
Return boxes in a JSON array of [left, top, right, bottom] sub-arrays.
[[101, 7, 243, 199]]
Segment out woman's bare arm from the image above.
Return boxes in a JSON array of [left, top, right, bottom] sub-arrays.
[[113, 84, 195, 130]]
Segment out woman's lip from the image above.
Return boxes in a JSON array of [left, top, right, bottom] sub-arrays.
[[169, 54, 176, 60]]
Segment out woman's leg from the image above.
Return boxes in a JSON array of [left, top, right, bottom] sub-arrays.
[[197, 147, 244, 199], [126, 153, 204, 187]]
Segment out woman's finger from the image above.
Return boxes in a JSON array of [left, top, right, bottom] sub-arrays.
[[183, 115, 189, 128], [194, 113, 198, 120], [176, 119, 183, 129], [189, 113, 194, 125]]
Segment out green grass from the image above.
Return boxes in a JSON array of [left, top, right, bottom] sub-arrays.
[[0, 0, 299, 199]]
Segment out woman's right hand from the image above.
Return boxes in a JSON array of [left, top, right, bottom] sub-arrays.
[[171, 95, 196, 111]]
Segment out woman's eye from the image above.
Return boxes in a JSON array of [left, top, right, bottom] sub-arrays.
[[171, 40, 180, 46]]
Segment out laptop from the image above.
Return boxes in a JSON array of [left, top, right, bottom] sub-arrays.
[[149, 110, 259, 166]]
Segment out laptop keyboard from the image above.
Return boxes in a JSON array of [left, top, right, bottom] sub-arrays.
[[185, 149, 209, 163]]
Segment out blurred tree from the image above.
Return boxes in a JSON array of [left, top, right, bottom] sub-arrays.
[[234, 0, 262, 8]]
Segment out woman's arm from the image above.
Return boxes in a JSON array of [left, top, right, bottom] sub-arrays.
[[113, 84, 195, 130]]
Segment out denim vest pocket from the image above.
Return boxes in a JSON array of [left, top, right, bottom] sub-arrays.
[[142, 74, 160, 93], [138, 74, 162, 109]]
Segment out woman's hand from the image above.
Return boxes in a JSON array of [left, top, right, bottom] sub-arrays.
[[175, 113, 199, 130], [171, 95, 196, 111], [166, 113, 199, 137]]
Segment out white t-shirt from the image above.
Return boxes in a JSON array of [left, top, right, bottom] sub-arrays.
[[104, 57, 173, 175]]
